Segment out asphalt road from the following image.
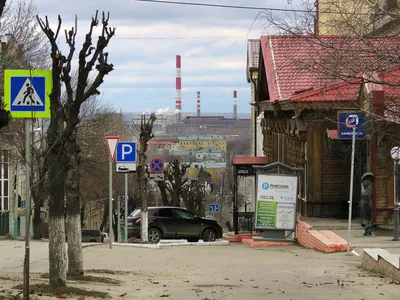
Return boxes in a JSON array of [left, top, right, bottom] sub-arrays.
[[0, 240, 399, 299]]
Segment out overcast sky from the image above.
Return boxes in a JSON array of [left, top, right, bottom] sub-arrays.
[[31, 0, 302, 114]]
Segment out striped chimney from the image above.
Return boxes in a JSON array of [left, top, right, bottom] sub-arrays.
[[233, 90, 238, 120], [196, 91, 201, 117], [175, 55, 182, 124]]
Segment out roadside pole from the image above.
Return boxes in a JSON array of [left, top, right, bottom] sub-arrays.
[[117, 194, 120, 243], [394, 161, 399, 241], [347, 126, 356, 255], [106, 136, 119, 249], [109, 156, 113, 249], [124, 173, 128, 243], [219, 171, 225, 223], [23, 118, 31, 300]]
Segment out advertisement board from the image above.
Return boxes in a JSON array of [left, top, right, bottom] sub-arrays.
[[255, 174, 298, 231]]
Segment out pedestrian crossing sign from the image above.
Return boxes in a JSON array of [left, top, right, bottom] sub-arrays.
[[4, 69, 52, 118]]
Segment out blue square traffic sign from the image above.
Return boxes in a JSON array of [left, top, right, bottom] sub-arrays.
[[116, 142, 137, 163], [209, 204, 219, 212]]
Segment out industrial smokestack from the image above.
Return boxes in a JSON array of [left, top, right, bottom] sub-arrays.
[[175, 55, 182, 124], [197, 91, 201, 117], [233, 91, 237, 120]]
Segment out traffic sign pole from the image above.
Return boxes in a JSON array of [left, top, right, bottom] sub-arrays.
[[109, 156, 113, 249], [23, 118, 31, 300], [124, 173, 128, 243], [117, 194, 120, 243], [219, 171, 225, 223], [347, 126, 356, 255], [106, 136, 119, 249]]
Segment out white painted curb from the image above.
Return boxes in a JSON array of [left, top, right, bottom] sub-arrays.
[[160, 240, 229, 247], [113, 242, 161, 249], [112, 240, 230, 249]]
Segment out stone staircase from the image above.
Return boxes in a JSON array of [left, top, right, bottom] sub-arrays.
[[362, 248, 400, 282]]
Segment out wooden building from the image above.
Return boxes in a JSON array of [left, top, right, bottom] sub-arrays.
[[250, 35, 400, 224]]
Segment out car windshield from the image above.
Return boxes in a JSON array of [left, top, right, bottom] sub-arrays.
[[129, 209, 141, 218]]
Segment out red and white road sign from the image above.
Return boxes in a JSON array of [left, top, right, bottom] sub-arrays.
[[106, 136, 119, 161]]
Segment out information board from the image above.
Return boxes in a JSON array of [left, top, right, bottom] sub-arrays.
[[255, 174, 298, 231]]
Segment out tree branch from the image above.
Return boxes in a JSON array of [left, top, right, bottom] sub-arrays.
[[61, 15, 77, 106]]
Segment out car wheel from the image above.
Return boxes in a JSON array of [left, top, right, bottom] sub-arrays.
[[187, 238, 199, 243], [148, 228, 162, 243], [202, 228, 217, 242]]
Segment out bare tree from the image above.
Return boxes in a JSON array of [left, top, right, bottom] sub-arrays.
[[36, 11, 115, 284], [137, 113, 156, 242], [163, 159, 190, 207], [181, 180, 206, 217]]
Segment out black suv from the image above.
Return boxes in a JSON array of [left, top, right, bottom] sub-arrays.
[[127, 207, 223, 243]]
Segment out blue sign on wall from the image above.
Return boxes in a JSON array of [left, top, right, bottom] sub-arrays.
[[337, 111, 366, 139], [209, 204, 219, 212], [116, 142, 137, 163]]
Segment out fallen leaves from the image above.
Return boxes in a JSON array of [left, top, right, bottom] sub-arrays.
[[119, 292, 127, 297]]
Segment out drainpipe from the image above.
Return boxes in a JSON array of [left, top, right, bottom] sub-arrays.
[[372, 140, 377, 224], [303, 142, 308, 216], [250, 76, 257, 157]]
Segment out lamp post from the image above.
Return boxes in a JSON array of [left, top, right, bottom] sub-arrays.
[[390, 147, 400, 241]]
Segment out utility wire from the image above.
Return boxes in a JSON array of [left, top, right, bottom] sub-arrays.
[[133, 0, 309, 13], [75, 35, 244, 40], [132, 0, 385, 16]]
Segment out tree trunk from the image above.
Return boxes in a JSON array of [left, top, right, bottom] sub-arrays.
[[141, 210, 148, 242], [138, 145, 148, 242], [32, 160, 47, 240], [139, 166, 148, 242], [171, 191, 180, 207], [32, 202, 42, 239], [157, 181, 169, 206], [66, 135, 84, 276], [80, 204, 85, 229], [99, 200, 108, 232], [112, 209, 118, 241], [47, 148, 67, 286], [32, 202, 42, 240]]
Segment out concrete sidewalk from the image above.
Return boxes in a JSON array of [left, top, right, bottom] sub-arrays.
[[335, 229, 400, 248]]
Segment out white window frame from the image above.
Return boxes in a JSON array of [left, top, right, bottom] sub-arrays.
[[0, 150, 9, 212]]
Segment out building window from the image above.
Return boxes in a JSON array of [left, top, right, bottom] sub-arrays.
[[0, 150, 10, 211]]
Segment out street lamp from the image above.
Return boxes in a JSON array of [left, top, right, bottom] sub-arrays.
[[390, 146, 400, 241]]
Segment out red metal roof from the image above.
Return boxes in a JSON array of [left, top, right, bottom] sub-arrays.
[[233, 156, 269, 165], [289, 79, 362, 102], [261, 35, 400, 102]]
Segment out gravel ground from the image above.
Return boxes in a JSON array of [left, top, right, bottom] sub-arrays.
[[0, 240, 399, 299]]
